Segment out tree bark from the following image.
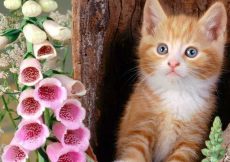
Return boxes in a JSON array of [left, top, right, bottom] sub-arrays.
[[72, 1, 230, 162]]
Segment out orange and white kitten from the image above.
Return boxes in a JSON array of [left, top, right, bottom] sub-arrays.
[[115, 0, 227, 162]]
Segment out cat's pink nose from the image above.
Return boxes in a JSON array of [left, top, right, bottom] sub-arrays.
[[168, 60, 180, 68]]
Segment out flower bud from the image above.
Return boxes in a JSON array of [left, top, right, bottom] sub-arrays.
[[23, 24, 47, 44], [43, 20, 71, 41], [0, 36, 10, 49], [38, 0, 58, 13], [33, 40, 57, 60], [22, 0, 42, 17], [4, 0, 22, 10]]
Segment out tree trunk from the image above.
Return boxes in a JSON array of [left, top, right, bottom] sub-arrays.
[[72, 1, 230, 162]]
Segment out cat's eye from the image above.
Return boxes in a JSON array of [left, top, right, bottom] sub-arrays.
[[185, 47, 198, 58], [157, 43, 168, 55]]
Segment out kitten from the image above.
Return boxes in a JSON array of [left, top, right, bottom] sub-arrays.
[[115, 0, 227, 162]]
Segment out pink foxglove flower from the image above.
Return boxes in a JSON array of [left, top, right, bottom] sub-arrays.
[[53, 74, 86, 97], [33, 40, 57, 60], [46, 142, 86, 162], [1, 144, 29, 162], [17, 89, 45, 120], [18, 58, 43, 86], [34, 78, 67, 109], [13, 120, 49, 151], [53, 123, 90, 151], [55, 99, 85, 129]]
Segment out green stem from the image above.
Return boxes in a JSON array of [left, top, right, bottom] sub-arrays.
[[62, 47, 68, 72], [26, 41, 33, 54], [13, 73, 19, 91], [44, 109, 50, 128], [1, 96, 17, 129]]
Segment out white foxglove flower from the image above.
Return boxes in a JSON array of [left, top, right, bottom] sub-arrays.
[[4, 0, 22, 10], [22, 0, 42, 17], [33, 40, 57, 60], [38, 0, 58, 13], [23, 24, 47, 44], [43, 20, 71, 41], [53, 74, 86, 97], [0, 36, 9, 49]]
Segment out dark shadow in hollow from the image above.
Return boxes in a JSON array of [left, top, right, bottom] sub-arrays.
[[96, 31, 139, 162], [216, 44, 230, 130]]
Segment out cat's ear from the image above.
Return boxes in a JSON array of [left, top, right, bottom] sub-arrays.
[[198, 2, 227, 41], [142, 0, 167, 35]]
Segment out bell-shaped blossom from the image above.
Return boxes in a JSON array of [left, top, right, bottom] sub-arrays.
[[4, 0, 22, 10], [53, 123, 90, 151], [55, 99, 85, 129], [0, 36, 10, 49], [53, 74, 86, 97], [38, 0, 58, 13], [23, 24, 47, 44], [17, 89, 45, 120], [22, 0, 42, 17], [12, 120, 49, 151], [43, 20, 71, 41], [33, 40, 57, 60], [46, 142, 85, 162], [1, 144, 29, 162], [34, 78, 67, 109], [18, 58, 43, 86]]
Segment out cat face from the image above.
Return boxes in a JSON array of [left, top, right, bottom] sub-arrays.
[[139, 1, 227, 84]]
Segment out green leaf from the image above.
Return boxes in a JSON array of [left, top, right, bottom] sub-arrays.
[[20, 85, 29, 92], [37, 148, 49, 162], [201, 159, 209, 162], [0, 29, 21, 43], [201, 116, 226, 162], [205, 141, 212, 149], [38, 152, 46, 162], [43, 69, 68, 78], [202, 148, 210, 156], [0, 110, 6, 123], [14, 116, 22, 121], [23, 52, 35, 59], [44, 109, 51, 129], [36, 16, 53, 29]]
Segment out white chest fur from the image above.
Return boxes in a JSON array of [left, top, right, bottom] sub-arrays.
[[145, 74, 216, 120]]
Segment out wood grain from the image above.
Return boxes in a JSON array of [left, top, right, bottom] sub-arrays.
[[72, 1, 230, 161]]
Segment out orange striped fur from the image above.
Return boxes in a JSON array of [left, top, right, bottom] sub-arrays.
[[115, 1, 227, 162]]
